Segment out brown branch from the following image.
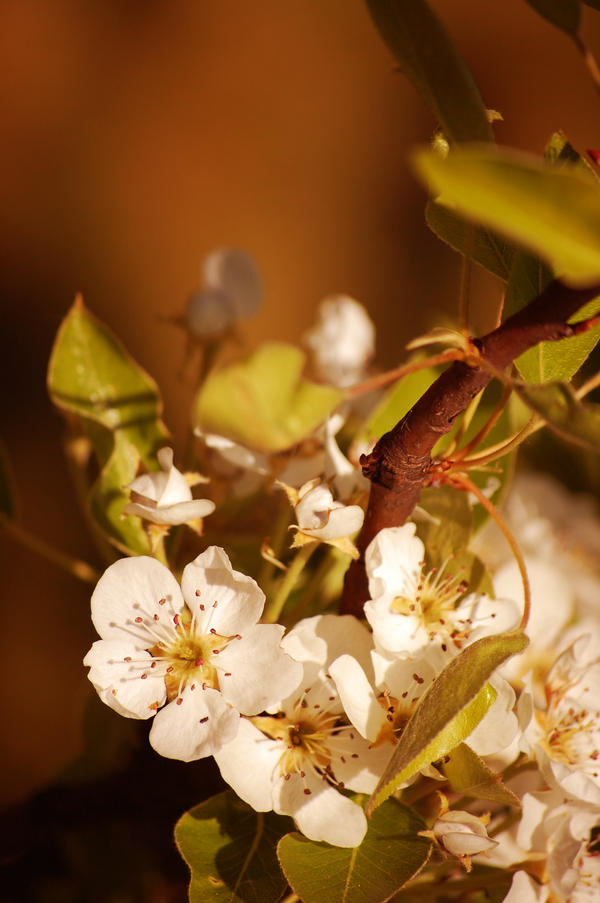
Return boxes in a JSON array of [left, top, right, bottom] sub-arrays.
[[341, 279, 600, 616]]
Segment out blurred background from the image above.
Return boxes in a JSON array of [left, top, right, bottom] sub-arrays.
[[2, 0, 600, 898]]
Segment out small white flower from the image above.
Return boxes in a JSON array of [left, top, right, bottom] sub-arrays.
[[432, 809, 498, 860], [519, 636, 600, 806], [214, 615, 390, 847], [124, 447, 215, 527], [282, 479, 364, 558], [304, 295, 375, 388], [502, 871, 548, 903], [83, 547, 302, 761], [364, 523, 520, 662]]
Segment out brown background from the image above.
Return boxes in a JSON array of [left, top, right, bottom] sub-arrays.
[[2, 0, 600, 807]]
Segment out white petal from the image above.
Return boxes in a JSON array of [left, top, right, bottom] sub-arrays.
[[329, 654, 386, 742], [503, 871, 549, 903], [276, 773, 367, 847], [90, 556, 184, 642], [84, 639, 165, 719], [365, 524, 424, 600], [181, 546, 265, 634], [303, 504, 364, 541], [214, 718, 281, 811], [282, 614, 375, 678], [149, 686, 239, 761], [124, 498, 215, 525], [217, 625, 303, 713], [202, 248, 263, 319], [364, 597, 428, 656], [467, 676, 518, 758]]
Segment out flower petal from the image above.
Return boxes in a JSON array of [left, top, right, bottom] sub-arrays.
[[181, 546, 265, 634], [329, 654, 386, 742], [214, 717, 281, 811], [276, 773, 367, 847], [90, 556, 184, 642], [149, 685, 239, 761], [124, 498, 215, 525], [281, 614, 375, 679], [217, 624, 303, 714], [84, 639, 166, 719], [365, 524, 424, 600]]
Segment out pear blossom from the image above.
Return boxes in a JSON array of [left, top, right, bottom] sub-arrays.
[[214, 615, 390, 847], [280, 478, 364, 558], [518, 636, 600, 806], [431, 809, 498, 864], [124, 447, 215, 527], [364, 523, 521, 664], [83, 547, 302, 761], [304, 294, 375, 387]]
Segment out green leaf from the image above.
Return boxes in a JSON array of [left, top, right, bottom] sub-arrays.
[[366, 0, 493, 144], [413, 145, 600, 285], [367, 631, 529, 814], [89, 432, 150, 555], [48, 298, 169, 552], [48, 297, 168, 462], [277, 798, 432, 903], [360, 355, 442, 445], [194, 342, 344, 453], [175, 790, 293, 903], [425, 200, 515, 280], [442, 742, 521, 807], [516, 381, 600, 451], [523, 0, 581, 35]]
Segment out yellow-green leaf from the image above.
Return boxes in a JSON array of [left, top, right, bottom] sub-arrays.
[[413, 145, 600, 285], [367, 631, 529, 814], [442, 742, 521, 807], [425, 200, 515, 280], [193, 342, 344, 453], [175, 790, 293, 903], [516, 381, 600, 451], [277, 797, 431, 903], [366, 0, 493, 144]]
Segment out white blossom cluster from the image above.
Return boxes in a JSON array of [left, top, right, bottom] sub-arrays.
[[83, 299, 600, 898]]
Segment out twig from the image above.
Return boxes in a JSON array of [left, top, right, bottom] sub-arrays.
[[341, 278, 600, 616]]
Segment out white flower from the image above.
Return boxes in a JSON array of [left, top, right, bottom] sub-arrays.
[[519, 636, 600, 806], [83, 547, 302, 761], [432, 810, 498, 860], [503, 871, 548, 903], [304, 295, 375, 387], [364, 523, 521, 663], [214, 615, 390, 847], [283, 479, 364, 558], [124, 447, 215, 527], [516, 791, 600, 902]]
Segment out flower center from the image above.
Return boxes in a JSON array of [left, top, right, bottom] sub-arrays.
[[149, 610, 226, 700], [392, 559, 469, 638]]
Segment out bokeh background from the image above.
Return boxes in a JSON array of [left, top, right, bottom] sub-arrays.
[[2, 1, 600, 898]]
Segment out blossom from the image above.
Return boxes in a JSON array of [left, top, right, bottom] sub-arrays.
[[431, 809, 498, 864], [83, 547, 302, 761], [282, 478, 364, 558], [214, 615, 390, 847], [304, 294, 375, 387], [518, 636, 600, 806], [364, 523, 520, 664], [124, 447, 215, 527]]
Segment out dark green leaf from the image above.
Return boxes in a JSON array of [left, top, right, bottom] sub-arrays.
[[366, 0, 493, 144], [516, 381, 600, 451], [277, 797, 431, 903], [175, 790, 293, 903], [413, 145, 600, 284], [194, 342, 344, 453], [417, 486, 472, 562], [367, 632, 529, 814], [523, 0, 581, 35], [425, 200, 515, 280], [442, 742, 521, 806]]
